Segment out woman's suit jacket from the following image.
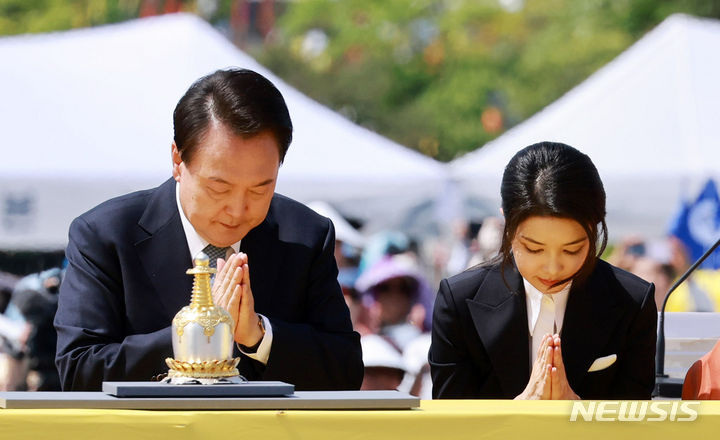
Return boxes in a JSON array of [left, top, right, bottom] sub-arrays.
[[430, 259, 657, 399]]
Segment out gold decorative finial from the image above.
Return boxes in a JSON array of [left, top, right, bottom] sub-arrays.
[[187, 251, 214, 273], [185, 251, 217, 310]]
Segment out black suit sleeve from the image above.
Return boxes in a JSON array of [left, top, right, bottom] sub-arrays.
[[256, 220, 363, 390], [54, 217, 172, 391], [430, 278, 485, 398], [608, 282, 657, 399]]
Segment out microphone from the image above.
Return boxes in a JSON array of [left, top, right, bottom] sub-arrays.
[[654, 236, 720, 397]]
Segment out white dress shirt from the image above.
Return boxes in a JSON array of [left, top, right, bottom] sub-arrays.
[[524, 277, 571, 365], [175, 183, 273, 364]]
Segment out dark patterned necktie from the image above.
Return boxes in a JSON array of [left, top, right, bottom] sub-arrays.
[[202, 244, 230, 269]]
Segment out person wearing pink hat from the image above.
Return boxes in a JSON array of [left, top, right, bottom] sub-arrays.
[[355, 254, 432, 351]]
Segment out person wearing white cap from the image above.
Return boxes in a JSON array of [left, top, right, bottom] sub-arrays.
[[360, 334, 407, 391]]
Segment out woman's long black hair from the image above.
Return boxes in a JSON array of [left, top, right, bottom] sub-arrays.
[[498, 141, 608, 288]]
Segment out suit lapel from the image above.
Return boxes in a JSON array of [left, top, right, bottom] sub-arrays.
[[561, 263, 623, 390], [467, 264, 530, 397], [239, 201, 280, 311], [135, 178, 193, 319]]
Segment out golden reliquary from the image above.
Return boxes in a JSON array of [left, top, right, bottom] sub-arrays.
[[164, 252, 244, 384]]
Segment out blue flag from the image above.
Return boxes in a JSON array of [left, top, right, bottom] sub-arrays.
[[668, 179, 720, 269]]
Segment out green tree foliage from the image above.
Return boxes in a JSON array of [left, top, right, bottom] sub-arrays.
[[0, 0, 141, 36], [257, 0, 720, 160], [2, 0, 719, 160]]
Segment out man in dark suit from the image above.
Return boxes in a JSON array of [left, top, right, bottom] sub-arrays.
[[54, 69, 363, 391]]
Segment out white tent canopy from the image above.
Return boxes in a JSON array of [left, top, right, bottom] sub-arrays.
[[0, 13, 446, 250], [450, 14, 720, 240]]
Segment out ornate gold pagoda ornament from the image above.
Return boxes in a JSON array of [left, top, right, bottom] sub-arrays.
[[164, 252, 244, 384]]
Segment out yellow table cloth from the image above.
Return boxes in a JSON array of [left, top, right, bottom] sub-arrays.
[[1, 400, 719, 440]]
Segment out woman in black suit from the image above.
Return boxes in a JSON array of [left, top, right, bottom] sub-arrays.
[[430, 142, 657, 399]]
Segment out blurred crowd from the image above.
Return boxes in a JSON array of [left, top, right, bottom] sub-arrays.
[[0, 267, 63, 391], [607, 236, 720, 312], [1, 205, 718, 395]]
